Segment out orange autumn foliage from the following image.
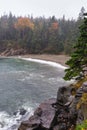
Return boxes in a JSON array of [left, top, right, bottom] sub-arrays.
[[14, 17, 34, 30], [51, 22, 58, 30]]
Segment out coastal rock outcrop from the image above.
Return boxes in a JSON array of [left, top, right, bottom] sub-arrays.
[[18, 98, 56, 130], [18, 86, 77, 130], [74, 82, 87, 123], [18, 82, 87, 130]]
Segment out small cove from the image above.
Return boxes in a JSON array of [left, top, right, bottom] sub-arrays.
[[0, 57, 70, 130]]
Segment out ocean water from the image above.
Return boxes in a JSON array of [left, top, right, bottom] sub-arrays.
[[0, 57, 69, 130]]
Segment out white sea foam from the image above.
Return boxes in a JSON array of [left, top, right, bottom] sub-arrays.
[[20, 58, 67, 69], [0, 106, 33, 130]]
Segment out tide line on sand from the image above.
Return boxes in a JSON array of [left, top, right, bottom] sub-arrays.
[[19, 57, 67, 69]]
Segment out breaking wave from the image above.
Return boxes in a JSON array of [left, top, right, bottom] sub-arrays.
[[0, 106, 33, 130]]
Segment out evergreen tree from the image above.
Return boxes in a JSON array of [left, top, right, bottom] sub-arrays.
[[78, 7, 85, 20], [64, 13, 87, 80]]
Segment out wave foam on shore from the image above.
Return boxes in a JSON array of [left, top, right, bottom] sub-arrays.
[[0, 107, 33, 130], [20, 57, 67, 69]]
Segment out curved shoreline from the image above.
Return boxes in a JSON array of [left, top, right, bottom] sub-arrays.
[[20, 57, 67, 69], [0, 54, 69, 69], [20, 54, 70, 66]]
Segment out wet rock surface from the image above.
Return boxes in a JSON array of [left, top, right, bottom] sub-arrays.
[[18, 83, 87, 130], [75, 81, 87, 123], [18, 98, 56, 130]]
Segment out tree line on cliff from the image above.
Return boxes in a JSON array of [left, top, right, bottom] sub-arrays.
[[0, 7, 85, 55], [64, 11, 87, 130]]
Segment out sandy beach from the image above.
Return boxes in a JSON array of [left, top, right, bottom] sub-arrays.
[[21, 54, 70, 66], [0, 54, 70, 66]]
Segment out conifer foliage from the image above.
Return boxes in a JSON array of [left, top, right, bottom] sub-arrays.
[[64, 13, 87, 80]]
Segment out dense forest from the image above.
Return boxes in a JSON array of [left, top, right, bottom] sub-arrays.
[[0, 7, 85, 56]]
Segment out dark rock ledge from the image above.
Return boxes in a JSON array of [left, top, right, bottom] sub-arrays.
[[18, 98, 56, 130], [18, 82, 87, 130]]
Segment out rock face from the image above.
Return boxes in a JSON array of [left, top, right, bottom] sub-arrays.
[[18, 83, 87, 130], [51, 86, 77, 130], [74, 81, 87, 105], [66, 81, 87, 124], [18, 86, 78, 130], [75, 82, 87, 123], [18, 98, 56, 130]]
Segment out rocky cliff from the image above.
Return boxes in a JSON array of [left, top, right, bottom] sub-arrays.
[[18, 82, 87, 130]]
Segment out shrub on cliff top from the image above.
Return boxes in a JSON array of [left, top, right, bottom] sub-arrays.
[[75, 120, 87, 130]]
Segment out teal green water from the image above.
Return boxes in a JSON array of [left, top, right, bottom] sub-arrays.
[[0, 58, 68, 115]]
